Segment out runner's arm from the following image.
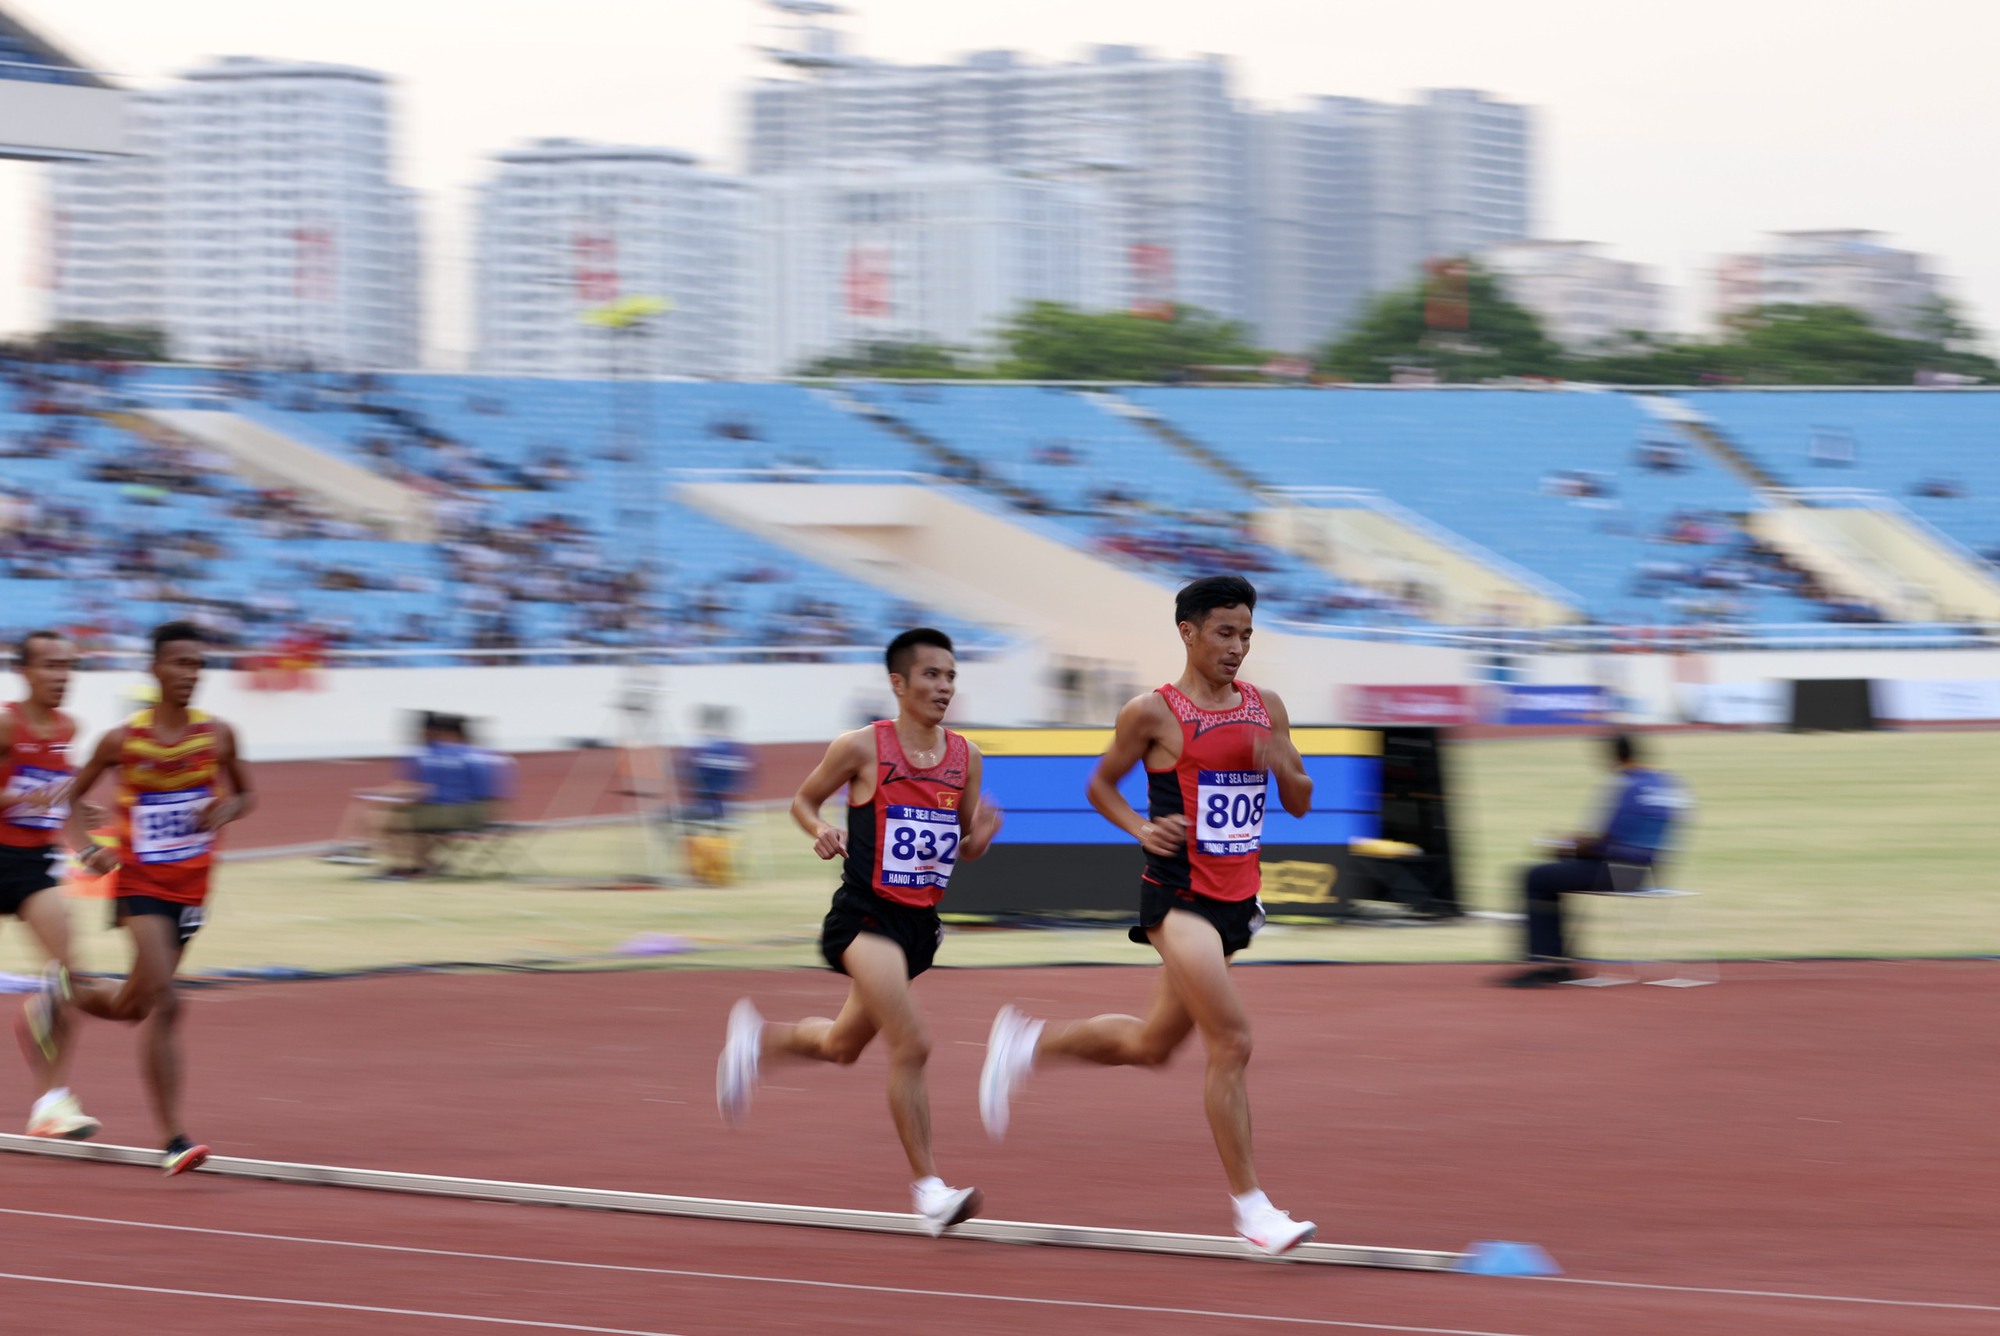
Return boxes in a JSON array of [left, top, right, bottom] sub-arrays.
[[1088, 693, 1185, 858], [791, 729, 868, 860], [1259, 690, 1313, 819], [957, 746, 1003, 861], [64, 727, 124, 872], [201, 721, 256, 831]]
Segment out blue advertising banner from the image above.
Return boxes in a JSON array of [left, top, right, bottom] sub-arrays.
[[1502, 685, 1613, 726]]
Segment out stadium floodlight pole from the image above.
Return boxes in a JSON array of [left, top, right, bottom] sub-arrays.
[[582, 293, 681, 885]]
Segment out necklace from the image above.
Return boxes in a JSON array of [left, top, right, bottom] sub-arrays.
[[903, 731, 943, 768]]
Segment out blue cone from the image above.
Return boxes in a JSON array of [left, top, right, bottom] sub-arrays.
[[1458, 1240, 1562, 1277]]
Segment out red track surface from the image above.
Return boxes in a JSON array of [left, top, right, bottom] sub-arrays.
[[4, 961, 1995, 1333], [229, 746, 825, 853]]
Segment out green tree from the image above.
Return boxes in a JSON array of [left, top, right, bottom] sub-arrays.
[[1567, 304, 1998, 386], [996, 302, 1266, 381], [1315, 262, 1565, 382], [793, 339, 984, 379], [42, 321, 169, 362]]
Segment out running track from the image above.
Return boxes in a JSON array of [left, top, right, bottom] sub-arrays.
[[4, 962, 1993, 1333]]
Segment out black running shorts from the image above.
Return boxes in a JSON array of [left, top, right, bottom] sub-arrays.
[[0, 843, 58, 917], [820, 883, 944, 980], [1128, 880, 1266, 957], [112, 895, 207, 947]]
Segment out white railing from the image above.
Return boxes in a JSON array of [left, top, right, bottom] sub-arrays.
[[25, 643, 1009, 672], [1269, 620, 2000, 652]]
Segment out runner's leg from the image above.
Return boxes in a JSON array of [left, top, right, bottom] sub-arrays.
[[1035, 964, 1195, 1068], [1148, 908, 1258, 1194]]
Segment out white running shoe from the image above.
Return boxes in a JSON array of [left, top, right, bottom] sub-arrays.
[[978, 1004, 1040, 1142], [1236, 1200, 1317, 1256], [913, 1179, 984, 1238], [26, 1092, 100, 1141], [715, 998, 763, 1127]]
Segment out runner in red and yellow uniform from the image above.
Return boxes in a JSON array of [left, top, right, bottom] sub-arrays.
[[716, 629, 1002, 1238], [2, 630, 103, 1140], [65, 621, 254, 1175], [978, 576, 1320, 1254]]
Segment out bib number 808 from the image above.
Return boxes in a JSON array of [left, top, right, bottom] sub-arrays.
[[1205, 791, 1266, 830]]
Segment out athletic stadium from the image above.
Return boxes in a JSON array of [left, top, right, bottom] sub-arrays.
[[2, 8, 1997, 1336]]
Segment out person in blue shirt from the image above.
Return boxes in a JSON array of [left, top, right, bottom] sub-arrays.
[[380, 713, 481, 877], [686, 707, 754, 828], [449, 716, 514, 825], [1500, 733, 1689, 988]]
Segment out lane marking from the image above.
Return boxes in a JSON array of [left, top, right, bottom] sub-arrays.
[[0, 1265, 1544, 1336], [0, 1272, 688, 1335], [5, 1207, 1995, 1321]]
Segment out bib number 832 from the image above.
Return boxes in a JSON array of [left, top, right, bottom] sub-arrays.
[[890, 825, 960, 864]]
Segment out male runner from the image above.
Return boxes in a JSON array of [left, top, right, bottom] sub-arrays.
[[978, 575, 1318, 1254], [63, 620, 255, 1174], [717, 628, 1001, 1236], [3, 630, 102, 1139]]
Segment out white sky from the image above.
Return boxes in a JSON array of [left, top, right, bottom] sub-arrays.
[[4, 0, 1997, 363]]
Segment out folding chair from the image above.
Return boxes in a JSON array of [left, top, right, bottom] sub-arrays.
[[1567, 861, 1719, 988], [434, 819, 545, 880]]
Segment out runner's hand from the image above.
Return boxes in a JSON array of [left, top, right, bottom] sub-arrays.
[[812, 823, 847, 861], [197, 796, 241, 832], [966, 799, 1004, 853], [79, 845, 118, 875], [78, 801, 107, 829], [1137, 813, 1188, 858]]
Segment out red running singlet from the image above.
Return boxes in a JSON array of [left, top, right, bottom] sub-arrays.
[[1143, 681, 1271, 904], [0, 702, 75, 849], [842, 720, 970, 909]]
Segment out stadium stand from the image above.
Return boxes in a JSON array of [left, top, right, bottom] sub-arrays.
[[1124, 387, 1837, 626], [0, 10, 96, 86], [1682, 391, 2000, 563], [2, 360, 992, 658], [18, 362, 1993, 655], [850, 383, 1405, 624]]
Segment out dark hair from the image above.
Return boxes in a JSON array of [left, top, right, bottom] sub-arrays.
[[1175, 575, 1257, 628], [886, 627, 954, 680], [16, 629, 68, 669], [151, 620, 206, 657], [1609, 733, 1638, 766]]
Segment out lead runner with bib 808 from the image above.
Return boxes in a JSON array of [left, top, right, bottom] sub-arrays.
[[716, 628, 1002, 1238], [977, 576, 1320, 1255]]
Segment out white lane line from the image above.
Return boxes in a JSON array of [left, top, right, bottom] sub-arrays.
[[0, 1273, 687, 1335], [6, 1206, 1994, 1323], [0, 1209, 1541, 1335], [1539, 1275, 2000, 1312]]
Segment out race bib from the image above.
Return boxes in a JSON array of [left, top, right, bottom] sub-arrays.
[[880, 804, 960, 891], [3, 766, 69, 830], [1196, 770, 1267, 857], [132, 787, 215, 865]]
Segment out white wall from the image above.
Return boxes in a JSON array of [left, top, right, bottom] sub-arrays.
[[56, 644, 1049, 762], [51, 644, 2000, 760]]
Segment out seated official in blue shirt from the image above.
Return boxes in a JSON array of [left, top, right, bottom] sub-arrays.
[[452, 717, 515, 826], [1500, 733, 1690, 988], [381, 713, 484, 878]]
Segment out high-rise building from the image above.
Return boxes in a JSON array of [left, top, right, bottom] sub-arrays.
[[750, 161, 1118, 376], [1483, 240, 1665, 352], [1713, 230, 1944, 339], [746, 44, 1248, 323], [50, 56, 420, 369], [473, 139, 751, 378], [1247, 90, 1533, 353]]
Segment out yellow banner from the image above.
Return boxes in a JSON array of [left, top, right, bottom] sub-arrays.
[[958, 727, 1380, 758]]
